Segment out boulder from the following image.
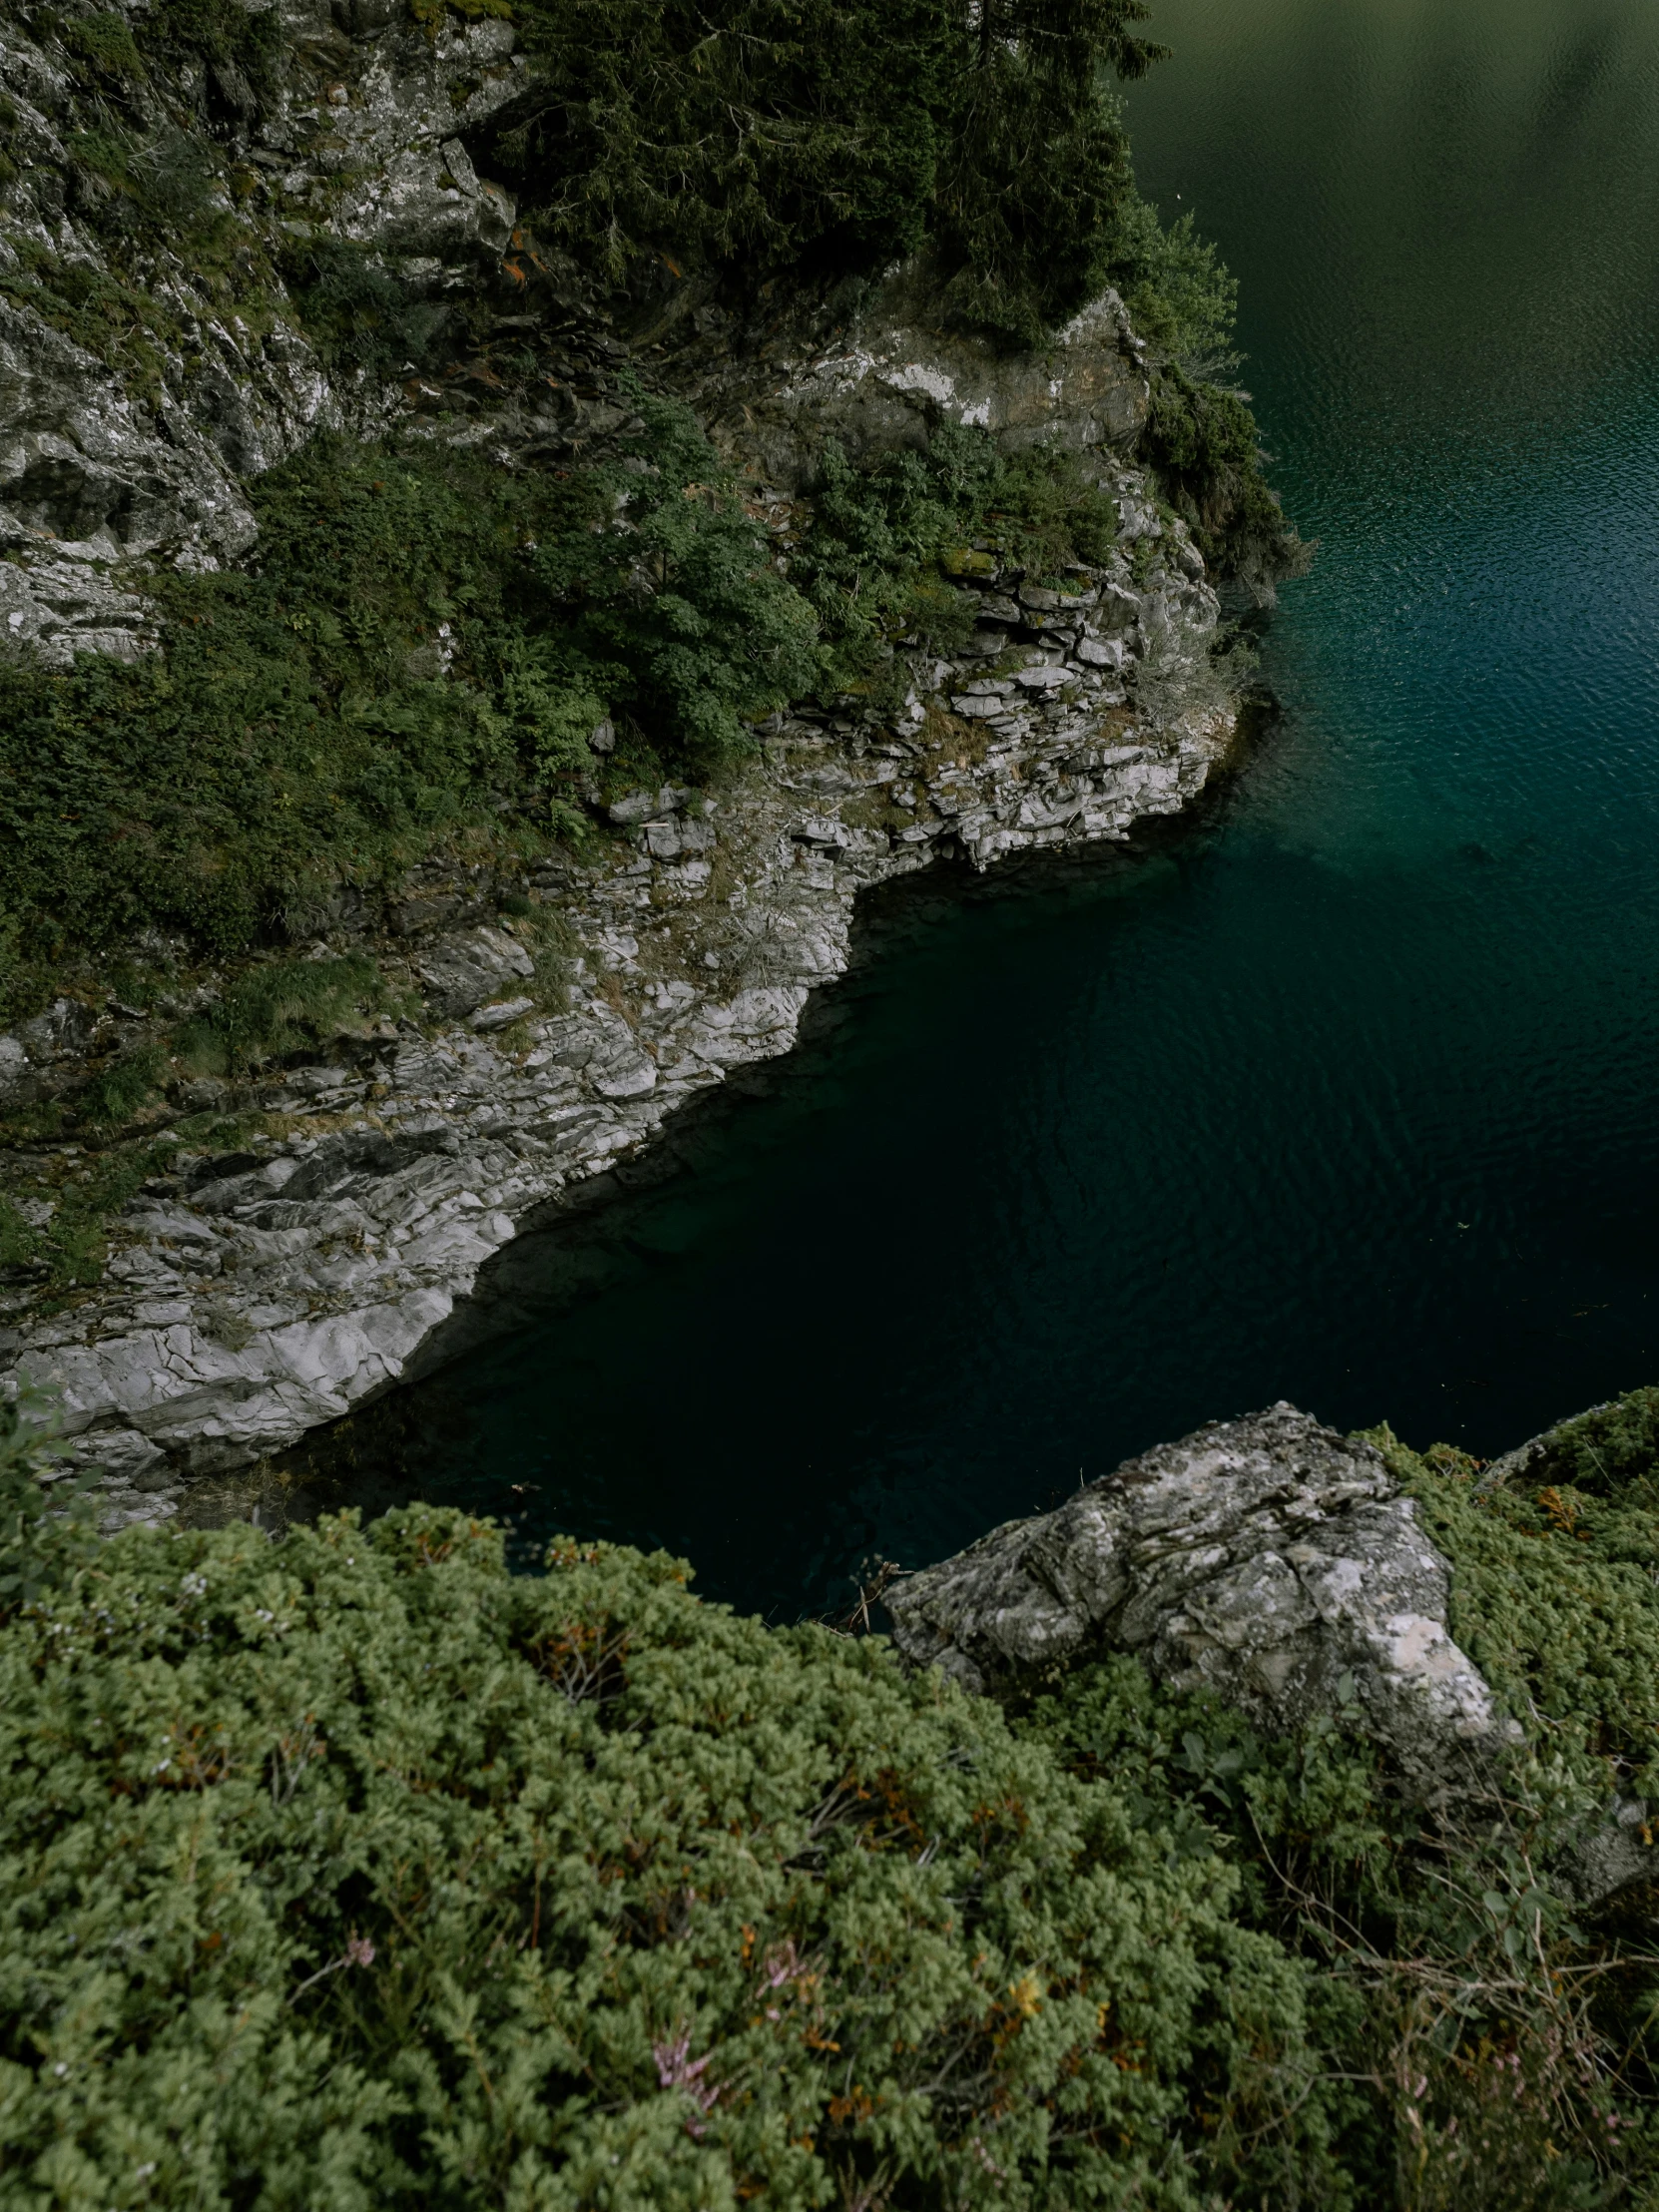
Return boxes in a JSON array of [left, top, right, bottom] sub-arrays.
[[886, 1402, 1519, 1784]]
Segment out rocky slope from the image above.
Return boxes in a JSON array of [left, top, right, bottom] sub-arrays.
[[0, 0, 1242, 1524]]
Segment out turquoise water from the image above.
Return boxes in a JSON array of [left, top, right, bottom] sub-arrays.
[[330, 0, 1659, 1616]]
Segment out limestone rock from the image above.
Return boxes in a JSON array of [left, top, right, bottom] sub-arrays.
[[886, 1403, 1519, 1783], [416, 925, 535, 1018], [686, 262, 1150, 492], [0, 0, 1242, 1509]]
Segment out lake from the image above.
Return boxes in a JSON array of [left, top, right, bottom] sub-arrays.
[[322, 0, 1659, 1619]]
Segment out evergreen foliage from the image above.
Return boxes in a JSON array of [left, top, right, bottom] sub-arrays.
[[1, 1470, 1340, 2210], [1373, 1400, 1659, 1804], [500, 0, 1163, 345], [0, 402, 816, 1003], [0, 409, 1166, 1015], [794, 423, 1123, 661], [4, 1408, 1659, 2206], [1143, 365, 1304, 586]]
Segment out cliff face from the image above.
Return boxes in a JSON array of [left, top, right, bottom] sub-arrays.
[[0, 2, 1242, 1522], [0, 0, 524, 658]]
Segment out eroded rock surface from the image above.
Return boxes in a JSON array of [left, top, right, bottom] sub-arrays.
[[0, 0, 525, 660], [886, 1403, 1519, 1782], [0, 0, 1245, 1517], [679, 261, 1152, 491], [5, 590, 1234, 1523]]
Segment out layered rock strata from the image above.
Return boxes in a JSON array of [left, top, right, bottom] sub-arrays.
[[4, 547, 1233, 1523], [0, 0, 1241, 1519]]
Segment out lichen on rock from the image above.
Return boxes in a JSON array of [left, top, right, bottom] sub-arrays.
[[887, 1402, 1521, 1785]]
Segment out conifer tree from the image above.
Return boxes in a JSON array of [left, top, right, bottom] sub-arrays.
[[499, 0, 1167, 339]]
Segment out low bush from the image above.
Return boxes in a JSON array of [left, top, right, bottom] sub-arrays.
[[1375, 1401, 1659, 1808], [1143, 364, 1306, 588], [797, 423, 1125, 666], [4, 1397, 1659, 2206], [1, 1451, 1345, 2210], [0, 401, 817, 1006], [1018, 1649, 1659, 2211]]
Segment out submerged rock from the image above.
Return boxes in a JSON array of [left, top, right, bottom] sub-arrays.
[[886, 1401, 1520, 1784]]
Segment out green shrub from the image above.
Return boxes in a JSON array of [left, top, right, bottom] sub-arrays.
[[1105, 197, 1240, 375], [59, 11, 146, 83], [1142, 363, 1306, 587], [797, 423, 1125, 665], [0, 1474, 1353, 2209], [0, 405, 818, 977], [501, 0, 1165, 345], [171, 956, 406, 1079], [277, 237, 448, 380], [1371, 1401, 1659, 1804], [6, 1396, 1659, 2207], [1017, 1651, 1659, 2211]]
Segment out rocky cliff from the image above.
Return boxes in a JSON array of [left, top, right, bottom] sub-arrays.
[[0, 0, 1244, 1524]]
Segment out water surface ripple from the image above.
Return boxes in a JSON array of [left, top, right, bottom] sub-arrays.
[[331, 0, 1659, 1617]]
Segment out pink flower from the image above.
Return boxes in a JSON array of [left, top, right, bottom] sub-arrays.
[[763, 1938, 804, 1990], [653, 2030, 722, 2134]]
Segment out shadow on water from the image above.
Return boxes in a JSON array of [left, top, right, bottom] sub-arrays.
[[244, 0, 1659, 1625], [262, 756, 1267, 1589]]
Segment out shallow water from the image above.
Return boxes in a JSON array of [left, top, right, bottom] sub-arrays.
[[328, 0, 1659, 1617]]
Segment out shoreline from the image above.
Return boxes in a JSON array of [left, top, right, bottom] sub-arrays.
[[6, 554, 1241, 1531]]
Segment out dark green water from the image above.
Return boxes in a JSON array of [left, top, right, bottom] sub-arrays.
[[334, 0, 1659, 1617]]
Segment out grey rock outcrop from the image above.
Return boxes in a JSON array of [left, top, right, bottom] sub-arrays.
[[681, 261, 1152, 492], [6, 584, 1235, 1522], [0, 0, 526, 660], [0, 0, 1246, 1511], [886, 1403, 1520, 1784]]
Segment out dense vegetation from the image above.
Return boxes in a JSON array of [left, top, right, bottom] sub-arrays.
[[0, 0, 1298, 1020], [0, 409, 1132, 1026], [498, 0, 1164, 345], [1381, 1391, 1659, 1810], [0, 1412, 1338, 2211], [5, 1391, 1659, 2209]]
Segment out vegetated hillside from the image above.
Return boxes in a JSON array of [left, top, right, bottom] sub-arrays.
[[0, 0, 1292, 1024], [4, 1389, 1659, 2209], [0, 414, 1132, 993]]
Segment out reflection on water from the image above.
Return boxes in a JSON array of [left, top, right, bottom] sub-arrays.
[[308, 0, 1659, 1619]]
